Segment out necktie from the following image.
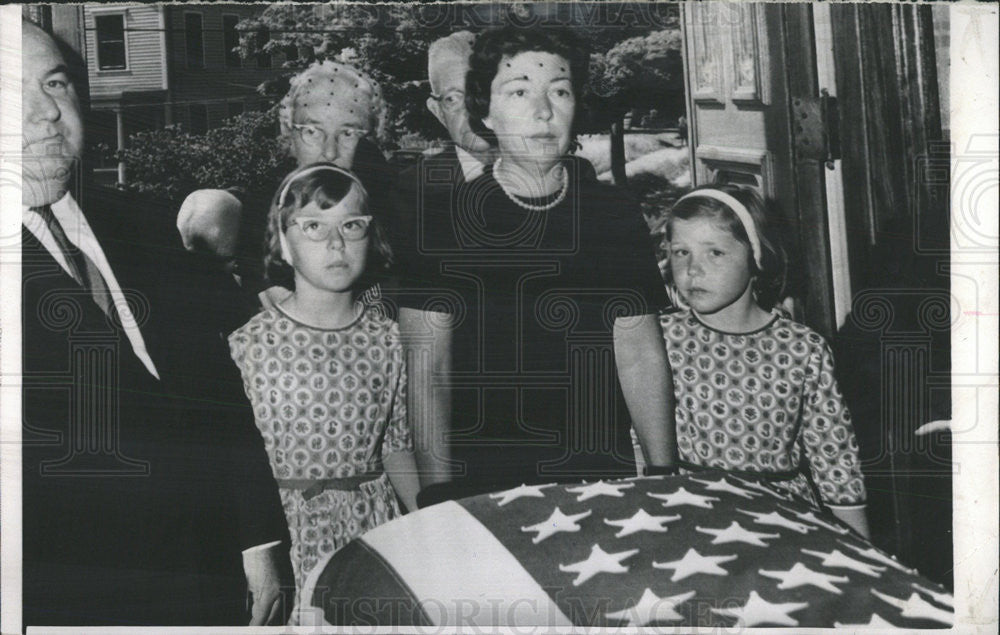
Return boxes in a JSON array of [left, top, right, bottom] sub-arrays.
[[31, 205, 114, 318]]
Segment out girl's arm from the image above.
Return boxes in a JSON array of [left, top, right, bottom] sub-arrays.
[[399, 307, 453, 488], [831, 505, 871, 539], [801, 337, 870, 536], [384, 450, 420, 513], [385, 324, 430, 513], [613, 313, 677, 468]]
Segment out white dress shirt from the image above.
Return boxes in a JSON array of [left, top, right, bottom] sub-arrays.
[[23, 192, 160, 379], [455, 145, 486, 182], [24, 194, 283, 557]]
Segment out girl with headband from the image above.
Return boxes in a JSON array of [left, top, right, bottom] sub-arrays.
[[228, 163, 419, 621], [659, 184, 870, 538]]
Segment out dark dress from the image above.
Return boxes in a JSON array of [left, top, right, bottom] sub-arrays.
[[389, 158, 668, 499], [21, 185, 291, 627]]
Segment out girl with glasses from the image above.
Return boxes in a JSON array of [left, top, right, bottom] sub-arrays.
[[228, 163, 419, 621]]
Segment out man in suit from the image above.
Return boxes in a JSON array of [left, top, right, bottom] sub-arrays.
[[423, 31, 495, 182], [20, 20, 291, 627], [387, 32, 494, 497]]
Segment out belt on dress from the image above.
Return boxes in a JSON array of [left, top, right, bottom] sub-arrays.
[[277, 471, 384, 500], [677, 459, 802, 482]]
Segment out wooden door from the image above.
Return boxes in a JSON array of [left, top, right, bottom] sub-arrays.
[[682, 2, 836, 336], [684, 2, 952, 587], [828, 3, 952, 587]]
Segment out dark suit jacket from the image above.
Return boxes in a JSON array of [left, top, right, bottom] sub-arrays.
[[21, 185, 290, 627]]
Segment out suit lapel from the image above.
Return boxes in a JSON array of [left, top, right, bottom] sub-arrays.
[[76, 188, 173, 368], [21, 225, 75, 282]]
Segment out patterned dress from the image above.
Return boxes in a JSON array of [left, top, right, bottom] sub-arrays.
[[228, 305, 412, 596], [660, 309, 866, 508]]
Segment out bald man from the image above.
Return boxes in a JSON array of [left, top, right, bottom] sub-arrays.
[[20, 21, 291, 627], [424, 31, 494, 180], [387, 32, 496, 495]]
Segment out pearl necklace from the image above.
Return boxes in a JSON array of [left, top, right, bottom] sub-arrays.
[[493, 157, 568, 212]]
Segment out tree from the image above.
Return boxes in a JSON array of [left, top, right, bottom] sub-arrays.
[[236, 4, 456, 149], [117, 4, 686, 204], [587, 28, 685, 185], [235, 3, 682, 155]]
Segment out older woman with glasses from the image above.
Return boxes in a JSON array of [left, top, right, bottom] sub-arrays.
[[178, 60, 394, 311], [278, 60, 386, 169], [393, 27, 677, 507]]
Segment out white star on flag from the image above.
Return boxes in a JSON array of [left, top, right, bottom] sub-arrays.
[[710, 590, 809, 627], [647, 487, 720, 509], [871, 590, 955, 626], [566, 480, 635, 502], [604, 509, 680, 537], [833, 613, 899, 628], [730, 476, 793, 500], [759, 562, 850, 594], [696, 521, 780, 546], [777, 504, 850, 534], [801, 548, 886, 577], [559, 544, 639, 586], [521, 507, 592, 544], [838, 540, 915, 573], [690, 476, 762, 499], [652, 547, 737, 582], [738, 509, 812, 534], [489, 483, 556, 507], [912, 582, 954, 608], [605, 588, 696, 626]]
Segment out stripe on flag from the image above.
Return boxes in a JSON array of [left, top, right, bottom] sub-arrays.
[[358, 500, 573, 626]]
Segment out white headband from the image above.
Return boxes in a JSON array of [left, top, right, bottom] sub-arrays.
[[277, 163, 369, 209], [676, 188, 763, 269]]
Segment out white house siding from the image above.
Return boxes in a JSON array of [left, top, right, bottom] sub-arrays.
[[165, 5, 286, 131], [85, 5, 165, 101]]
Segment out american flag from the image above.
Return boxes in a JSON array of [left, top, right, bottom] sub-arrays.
[[302, 473, 954, 627]]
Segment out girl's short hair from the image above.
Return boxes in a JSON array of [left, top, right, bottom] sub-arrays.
[[466, 26, 590, 149], [263, 163, 393, 291], [663, 184, 787, 310]]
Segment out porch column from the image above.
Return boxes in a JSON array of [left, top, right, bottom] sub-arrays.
[[115, 107, 126, 186]]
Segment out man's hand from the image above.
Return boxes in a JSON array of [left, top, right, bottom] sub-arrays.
[[243, 542, 292, 626], [259, 285, 293, 311], [916, 419, 952, 436]]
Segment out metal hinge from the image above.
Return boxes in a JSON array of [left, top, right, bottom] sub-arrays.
[[792, 89, 841, 170]]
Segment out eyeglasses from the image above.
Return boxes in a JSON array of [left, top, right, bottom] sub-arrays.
[[429, 90, 465, 114], [286, 215, 373, 242], [291, 123, 369, 148]]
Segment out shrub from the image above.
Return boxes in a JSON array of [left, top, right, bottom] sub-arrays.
[[116, 109, 290, 203]]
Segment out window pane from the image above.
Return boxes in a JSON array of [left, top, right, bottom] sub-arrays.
[[185, 13, 203, 68], [95, 14, 126, 70], [190, 103, 208, 135], [223, 15, 241, 68], [228, 102, 244, 119]]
